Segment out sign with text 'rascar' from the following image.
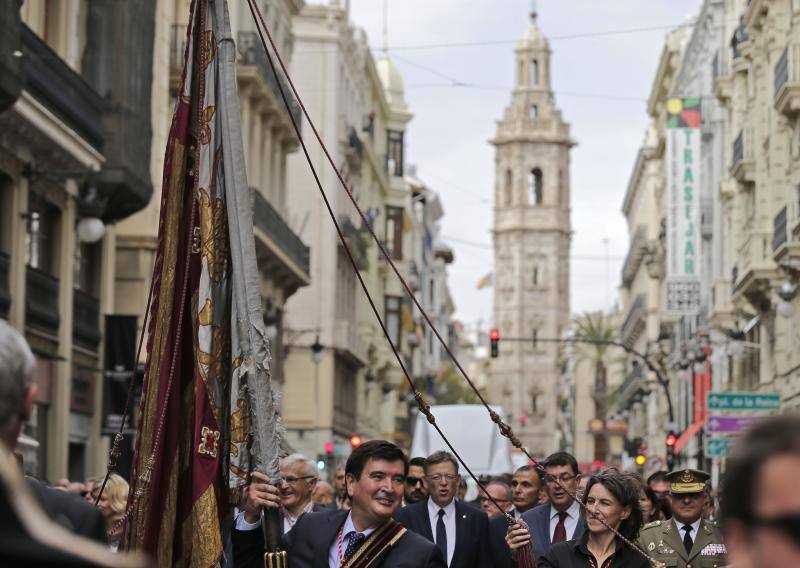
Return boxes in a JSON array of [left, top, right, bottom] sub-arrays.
[[665, 97, 702, 314], [706, 392, 781, 411], [705, 415, 761, 434]]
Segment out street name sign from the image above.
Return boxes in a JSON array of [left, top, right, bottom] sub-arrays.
[[706, 392, 780, 411], [705, 415, 761, 435], [704, 437, 735, 458]]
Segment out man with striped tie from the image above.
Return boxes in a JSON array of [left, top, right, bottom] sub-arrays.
[[233, 440, 445, 567]]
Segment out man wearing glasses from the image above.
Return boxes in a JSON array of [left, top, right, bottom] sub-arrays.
[[518, 451, 585, 561], [395, 451, 490, 567], [404, 457, 429, 505], [720, 414, 798, 568], [637, 468, 725, 568], [479, 479, 513, 518], [236, 453, 327, 534]]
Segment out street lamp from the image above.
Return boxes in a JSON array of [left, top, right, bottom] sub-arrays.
[[311, 336, 324, 365], [777, 279, 797, 319]]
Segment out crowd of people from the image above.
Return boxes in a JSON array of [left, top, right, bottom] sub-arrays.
[[233, 414, 800, 568], [2, 322, 800, 567]]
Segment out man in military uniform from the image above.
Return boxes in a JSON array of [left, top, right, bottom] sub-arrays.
[[637, 469, 726, 568]]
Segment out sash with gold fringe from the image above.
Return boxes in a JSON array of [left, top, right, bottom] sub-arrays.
[[343, 519, 407, 568]]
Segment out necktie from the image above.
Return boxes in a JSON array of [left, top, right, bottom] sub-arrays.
[[436, 509, 448, 560], [682, 524, 694, 554], [344, 532, 366, 562], [552, 511, 568, 543]]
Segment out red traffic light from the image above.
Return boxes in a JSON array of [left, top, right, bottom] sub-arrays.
[[665, 433, 677, 447], [489, 328, 500, 341], [349, 435, 363, 448], [324, 441, 334, 454]]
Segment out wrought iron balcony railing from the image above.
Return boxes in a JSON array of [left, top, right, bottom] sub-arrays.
[[0, 251, 10, 319], [25, 266, 59, 335], [72, 289, 100, 350], [251, 189, 310, 277]]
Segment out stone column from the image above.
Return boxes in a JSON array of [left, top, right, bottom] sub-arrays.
[[49, 181, 77, 481]]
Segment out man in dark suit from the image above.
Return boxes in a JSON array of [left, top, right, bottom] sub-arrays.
[[0, 321, 106, 544], [488, 465, 543, 568], [519, 452, 585, 562], [394, 451, 490, 567], [233, 440, 445, 567]]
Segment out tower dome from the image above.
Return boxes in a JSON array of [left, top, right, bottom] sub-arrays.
[[376, 56, 408, 112]]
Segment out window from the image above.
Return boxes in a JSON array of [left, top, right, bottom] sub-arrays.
[[531, 328, 538, 348], [385, 296, 402, 348], [530, 60, 539, 85], [385, 206, 404, 260], [504, 169, 513, 205], [26, 192, 60, 275], [386, 130, 404, 177], [529, 105, 538, 122], [532, 266, 539, 286], [528, 168, 543, 205]]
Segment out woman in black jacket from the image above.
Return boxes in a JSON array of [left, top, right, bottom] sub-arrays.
[[507, 469, 652, 568]]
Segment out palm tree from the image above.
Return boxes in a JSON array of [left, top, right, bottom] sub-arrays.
[[573, 312, 617, 463]]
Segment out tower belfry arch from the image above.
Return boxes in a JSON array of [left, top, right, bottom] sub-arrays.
[[489, 6, 574, 456]]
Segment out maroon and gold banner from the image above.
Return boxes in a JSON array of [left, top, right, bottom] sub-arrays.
[[127, 0, 234, 564]]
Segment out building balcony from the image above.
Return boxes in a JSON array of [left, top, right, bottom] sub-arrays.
[[236, 31, 302, 134], [20, 25, 104, 151], [333, 320, 368, 367], [731, 233, 778, 312], [0, 2, 22, 111], [730, 128, 755, 184], [621, 293, 646, 345], [251, 189, 310, 295], [0, 251, 10, 319], [25, 266, 59, 336], [345, 126, 364, 170], [709, 277, 735, 329], [775, 45, 800, 117], [621, 226, 646, 288], [618, 364, 647, 410], [72, 289, 100, 351]]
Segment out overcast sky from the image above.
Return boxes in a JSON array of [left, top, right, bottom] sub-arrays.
[[342, 0, 702, 329]]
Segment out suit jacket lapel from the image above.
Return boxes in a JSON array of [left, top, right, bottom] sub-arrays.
[[688, 520, 712, 562], [419, 501, 434, 541], [452, 501, 467, 564], [314, 510, 349, 568], [663, 521, 688, 563], [539, 506, 551, 549]]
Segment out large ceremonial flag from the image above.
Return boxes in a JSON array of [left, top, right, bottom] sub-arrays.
[[126, 0, 284, 564]]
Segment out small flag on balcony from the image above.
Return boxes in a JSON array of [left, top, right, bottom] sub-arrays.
[[476, 272, 493, 290]]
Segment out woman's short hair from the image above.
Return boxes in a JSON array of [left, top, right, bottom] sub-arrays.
[[582, 468, 643, 542], [104, 473, 130, 517]]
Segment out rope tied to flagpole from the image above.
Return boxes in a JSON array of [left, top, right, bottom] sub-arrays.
[[243, 1, 663, 565]]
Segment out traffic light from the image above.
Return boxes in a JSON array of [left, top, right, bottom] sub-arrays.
[[635, 454, 646, 466], [489, 328, 500, 358], [349, 435, 363, 448], [665, 431, 677, 470], [324, 441, 334, 455]]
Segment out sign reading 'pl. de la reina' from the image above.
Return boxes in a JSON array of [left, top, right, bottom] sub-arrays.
[[706, 392, 781, 411]]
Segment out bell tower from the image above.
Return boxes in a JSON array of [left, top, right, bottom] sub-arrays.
[[489, 4, 574, 456]]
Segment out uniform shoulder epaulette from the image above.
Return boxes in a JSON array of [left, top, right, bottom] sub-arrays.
[[642, 520, 662, 530]]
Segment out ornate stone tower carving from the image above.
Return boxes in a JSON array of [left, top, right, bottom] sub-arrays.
[[489, 6, 573, 457]]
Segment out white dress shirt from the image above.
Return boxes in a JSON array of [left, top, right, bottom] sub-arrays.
[[427, 497, 456, 566], [673, 517, 702, 549], [328, 511, 377, 568], [548, 500, 581, 542], [234, 500, 314, 534]]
